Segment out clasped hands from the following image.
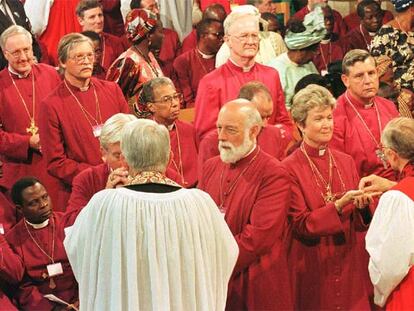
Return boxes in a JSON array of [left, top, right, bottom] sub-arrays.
[[105, 167, 129, 189]]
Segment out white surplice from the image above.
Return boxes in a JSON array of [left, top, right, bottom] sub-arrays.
[[64, 187, 238, 311]]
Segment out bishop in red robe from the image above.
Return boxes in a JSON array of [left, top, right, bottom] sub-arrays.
[[331, 91, 399, 179], [199, 100, 293, 310], [344, 9, 393, 30], [282, 143, 372, 310], [195, 60, 292, 141]]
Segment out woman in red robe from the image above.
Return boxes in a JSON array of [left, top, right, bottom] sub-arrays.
[[282, 84, 374, 310]]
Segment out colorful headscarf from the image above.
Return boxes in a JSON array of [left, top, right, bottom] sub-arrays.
[[391, 0, 413, 12], [125, 9, 158, 44], [284, 6, 326, 50]]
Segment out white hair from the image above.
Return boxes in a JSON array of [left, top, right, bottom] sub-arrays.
[[223, 6, 260, 35], [0, 25, 32, 51], [99, 113, 137, 149], [121, 119, 170, 172]]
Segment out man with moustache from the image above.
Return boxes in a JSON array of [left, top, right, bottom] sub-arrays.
[[0, 26, 61, 227], [195, 7, 292, 142], [331, 49, 399, 180], [173, 18, 224, 108], [76, 0, 126, 74], [39, 33, 129, 210], [199, 100, 293, 310]]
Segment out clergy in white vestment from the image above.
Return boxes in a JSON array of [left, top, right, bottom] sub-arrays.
[[64, 118, 238, 311]]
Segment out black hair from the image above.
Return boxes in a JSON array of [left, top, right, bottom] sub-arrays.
[[81, 30, 101, 43], [196, 18, 222, 41], [11, 177, 42, 206], [357, 0, 381, 19], [130, 0, 142, 10], [294, 74, 328, 94]]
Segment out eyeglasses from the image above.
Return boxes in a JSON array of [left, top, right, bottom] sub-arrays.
[[204, 32, 224, 38], [152, 93, 183, 106], [5, 47, 32, 59], [69, 52, 95, 64], [231, 33, 260, 43]]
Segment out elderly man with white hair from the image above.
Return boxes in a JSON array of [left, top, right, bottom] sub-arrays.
[[194, 5, 292, 143], [64, 118, 238, 311], [199, 99, 293, 310]]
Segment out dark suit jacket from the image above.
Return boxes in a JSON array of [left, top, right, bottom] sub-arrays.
[[0, 0, 41, 70]]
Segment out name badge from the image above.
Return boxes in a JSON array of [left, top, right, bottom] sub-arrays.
[[47, 262, 63, 277], [92, 124, 103, 138], [0, 224, 4, 235]]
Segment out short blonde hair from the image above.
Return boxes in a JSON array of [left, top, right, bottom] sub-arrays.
[[291, 84, 336, 127], [382, 117, 414, 161], [57, 33, 93, 69], [99, 113, 137, 149], [0, 25, 32, 51]]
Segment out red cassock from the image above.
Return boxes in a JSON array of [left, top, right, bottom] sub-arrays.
[[341, 26, 374, 53], [173, 49, 216, 108], [102, 0, 125, 36], [331, 92, 399, 180], [199, 148, 293, 310], [0, 191, 18, 234], [168, 120, 198, 188], [101, 32, 126, 72], [39, 0, 82, 66], [198, 125, 289, 179], [282, 143, 371, 310], [39, 77, 130, 210], [159, 28, 181, 83], [0, 235, 24, 311], [343, 10, 394, 31], [294, 6, 348, 37], [0, 64, 61, 208], [5, 213, 78, 310], [313, 39, 344, 73], [181, 29, 197, 55], [194, 60, 292, 141]]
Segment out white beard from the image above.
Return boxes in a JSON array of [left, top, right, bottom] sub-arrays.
[[218, 131, 255, 164]]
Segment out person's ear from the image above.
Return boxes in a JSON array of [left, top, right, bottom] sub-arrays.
[[341, 73, 350, 88], [15, 204, 23, 216], [147, 103, 156, 113]]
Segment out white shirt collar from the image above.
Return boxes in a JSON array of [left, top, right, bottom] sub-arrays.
[[8, 65, 31, 78], [25, 218, 49, 229], [229, 57, 255, 72]]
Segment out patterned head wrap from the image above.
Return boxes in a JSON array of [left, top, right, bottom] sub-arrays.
[[284, 6, 326, 50], [391, 0, 413, 12], [125, 9, 158, 44]]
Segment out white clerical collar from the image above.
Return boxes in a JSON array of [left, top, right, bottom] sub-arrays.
[[320, 38, 331, 44], [368, 31, 376, 37], [229, 57, 255, 72], [166, 123, 175, 131], [25, 218, 49, 229], [197, 49, 215, 59], [8, 65, 31, 78]]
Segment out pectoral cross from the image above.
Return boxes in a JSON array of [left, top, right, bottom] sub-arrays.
[[26, 120, 38, 136], [42, 272, 56, 289]]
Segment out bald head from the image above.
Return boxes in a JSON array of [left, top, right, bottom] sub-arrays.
[[203, 4, 227, 23], [219, 99, 262, 131]]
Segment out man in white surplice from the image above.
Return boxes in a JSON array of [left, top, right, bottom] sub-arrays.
[[64, 118, 238, 311]]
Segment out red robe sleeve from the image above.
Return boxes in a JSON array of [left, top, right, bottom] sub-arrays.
[[0, 93, 31, 160], [270, 72, 293, 139], [194, 76, 221, 141], [15, 280, 54, 310], [173, 52, 195, 107], [39, 97, 92, 185], [0, 235, 24, 284], [233, 165, 290, 273]]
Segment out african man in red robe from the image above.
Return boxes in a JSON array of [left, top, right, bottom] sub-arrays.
[[0, 26, 61, 212], [39, 33, 129, 210], [6, 177, 80, 310], [76, 0, 126, 72], [173, 19, 223, 108], [294, 0, 348, 37], [199, 100, 293, 310], [181, 3, 227, 54], [344, 0, 393, 30], [341, 0, 383, 53], [194, 8, 292, 142], [143, 77, 198, 187], [282, 84, 373, 310], [331, 50, 399, 180]]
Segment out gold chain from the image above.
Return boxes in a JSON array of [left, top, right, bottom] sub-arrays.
[[24, 217, 55, 263]]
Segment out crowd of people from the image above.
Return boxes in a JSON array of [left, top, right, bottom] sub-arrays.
[[0, 0, 413, 310]]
